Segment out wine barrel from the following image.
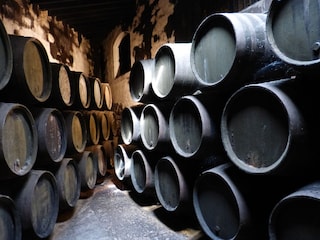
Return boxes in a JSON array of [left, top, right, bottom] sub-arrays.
[[89, 77, 104, 110], [102, 139, 116, 169], [221, 78, 316, 176], [12, 170, 59, 238], [46, 63, 75, 108], [86, 144, 108, 179], [0, 102, 38, 180], [129, 59, 156, 103], [72, 71, 91, 109], [269, 181, 320, 240], [53, 157, 81, 211], [120, 104, 144, 145], [0, 18, 13, 90], [140, 103, 172, 151], [96, 111, 111, 142], [30, 107, 67, 168], [3, 35, 52, 104], [63, 110, 87, 156], [76, 150, 98, 191], [101, 82, 113, 110], [191, 13, 289, 95], [130, 149, 155, 196], [0, 194, 21, 240], [169, 94, 224, 159], [266, 0, 320, 75], [82, 110, 100, 146], [152, 43, 200, 100]]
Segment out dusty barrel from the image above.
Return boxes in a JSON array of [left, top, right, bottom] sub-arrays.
[[53, 157, 80, 211], [101, 82, 113, 110], [120, 104, 144, 145], [30, 107, 67, 168], [129, 59, 156, 103], [130, 149, 155, 196], [266, 0, 320, 75], [86, 144, 108, 179], [72, 71, 91, 109], [169, 94, 224, 159], [76, 150, 98, 191], [114, 144, 137, 186], [83, 110, 100, 146], [140, 103, 172, 151], [102, 140, 116, 169], [89, 77, 104, 110], [0, 19, 13, 90], [4, 35, 52, 104], [96, 111, 111, 142], [221, 78, 315, 176], [154, 156, 193, 214], [0, 194, 21, 240], [46, 63, 75, 108], [191, 13, 288, 94], [152, 43, 200, 100], [0, 102, 38, 180], [12, 170, 59, 238], [63, 110, 87, 156], [269, 181, 320, 240]]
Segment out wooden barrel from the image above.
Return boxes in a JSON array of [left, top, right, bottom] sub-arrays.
[[101, 82, 113, 110], [72, 71, 91, 109], [114, 144, 137, 185], [0, 18, 13, 90], [120, 104, 144, 145], [0, 194, 21, 240], [76, 150, 98, 191], [129, 59, 156, 103], [12, 170, 59, 238], [53, 158, 80, 211], [269, 181, 320, 240], [191, 13, 290, 95], [30, 107, 67, 168], [0, 102, 38, 180], [46, 63, 75, 108], [3, 35, 52, 104], [89, 77, 104, 109], [63, 110, 87, 156], [266, 0, 320, 75], [152, 43, 200, 100], [83, 110, 100, 146], [102, 140, 116, 169], [86, 144, 108, 179], [96, 111, 111, 142]]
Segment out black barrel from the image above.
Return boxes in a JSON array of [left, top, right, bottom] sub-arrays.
[[31, 107, 67, 168], [0, 18, 13, 90], [221, 78, 317, 176], [72, 71, 91, 109], [130, 149, 155, 196], [96, 110, 111, 142], [152, 43, 200, 100], [89, 77, 104, 110], [76, 150, 98, 191], [0, 194, 21, 240], [53, 157, 81, 211], [2, 35, 52, 104], [101, 82, 113, 110], [140, 103, 172, 152], [269, 181, 320, 240], [46, 63, 75, 108], [63, 110, 87, 156], [83, 110, 100, 146], [191, 12, 289, 95], [0, 102, 38, 180], [129, 58, 156, 103], [86, 144, 108, 180], [120, 104, 144, 146], [9, 170, 59, 239], [266, 0, 320, 75], [169, 94, 225, 159]]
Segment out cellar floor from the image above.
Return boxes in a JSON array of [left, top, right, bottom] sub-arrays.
[[49, 171, 208, 240]]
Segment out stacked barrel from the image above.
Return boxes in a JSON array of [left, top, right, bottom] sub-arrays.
[[120, 1, 320, 239], [0, 19, 116, 239]]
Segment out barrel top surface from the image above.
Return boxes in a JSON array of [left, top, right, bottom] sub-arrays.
[[267, 0, 320, 65], [58, 65, 73, 105]]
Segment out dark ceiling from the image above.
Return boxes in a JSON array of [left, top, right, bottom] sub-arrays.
[[29, 0, 137, 41]]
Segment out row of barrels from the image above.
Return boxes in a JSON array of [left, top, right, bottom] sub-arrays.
[[0, 19, 118, 239], [116, 1, 320, 239]]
